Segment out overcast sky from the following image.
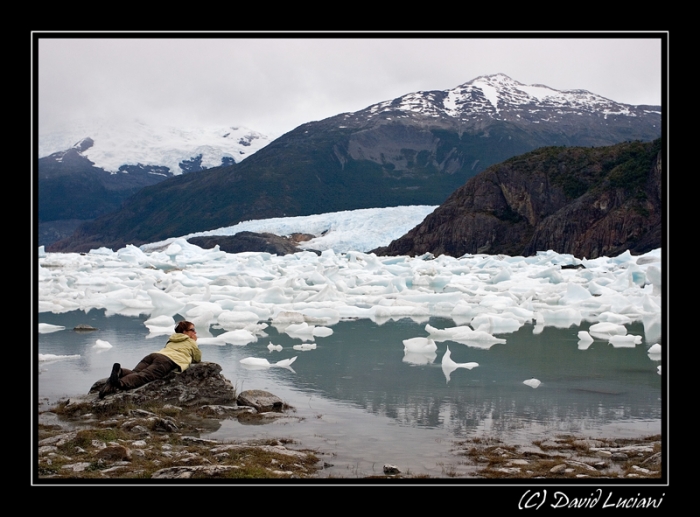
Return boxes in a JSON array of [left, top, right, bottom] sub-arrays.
[[36, 34, 664, 139]]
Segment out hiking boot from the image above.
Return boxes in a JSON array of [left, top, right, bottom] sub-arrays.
[[98, 363, 122, 399], [109, 363, 121, 387], [98, 381, 116, 399]]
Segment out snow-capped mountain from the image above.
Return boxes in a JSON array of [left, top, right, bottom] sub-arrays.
[[49, 74, 662, 253], [39, 118, 272, 175], [38, 119, 272, 247], [347, 73, 660, 126]]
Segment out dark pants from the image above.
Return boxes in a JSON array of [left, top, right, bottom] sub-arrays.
[[117, 353, 179, 390]]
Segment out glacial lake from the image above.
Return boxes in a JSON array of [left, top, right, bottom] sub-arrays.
[[36, 309, 662, 478]]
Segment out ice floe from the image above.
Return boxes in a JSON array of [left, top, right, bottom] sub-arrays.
[[441, 345, 479, 383], [239, 356, 297, 370], [523, 378, 542, 389], [38, 210, 663, 379]]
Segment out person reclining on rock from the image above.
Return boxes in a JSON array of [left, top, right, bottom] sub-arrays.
[[98, 320, 201, 399]]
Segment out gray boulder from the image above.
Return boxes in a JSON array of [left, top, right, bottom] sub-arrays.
[[89, 362, 236, 407], [237, 390, 287, 412]]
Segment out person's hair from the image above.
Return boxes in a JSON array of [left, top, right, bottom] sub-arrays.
[[175, 320, 194, 334]]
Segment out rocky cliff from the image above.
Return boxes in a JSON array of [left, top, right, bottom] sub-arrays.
[[373, 139, 662, 259]]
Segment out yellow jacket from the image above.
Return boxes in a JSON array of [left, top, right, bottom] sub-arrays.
[[157, 333, 201, 371]]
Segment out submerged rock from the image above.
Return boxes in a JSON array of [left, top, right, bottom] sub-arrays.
[[74, 324, 98, 331], [237, 390, 287, 412]]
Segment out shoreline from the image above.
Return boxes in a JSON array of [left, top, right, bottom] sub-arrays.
[[36, 393, 662, 481]]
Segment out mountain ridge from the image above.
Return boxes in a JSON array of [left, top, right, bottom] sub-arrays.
[[38, 122, 272, 246], [373, 138, 662, 259], [47, 74, 662, 253]]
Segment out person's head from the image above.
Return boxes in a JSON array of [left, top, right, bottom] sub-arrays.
[[175, 320, 197, 340]]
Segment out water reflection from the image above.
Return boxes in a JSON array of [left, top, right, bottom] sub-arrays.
[[37, 310, 661, 440]]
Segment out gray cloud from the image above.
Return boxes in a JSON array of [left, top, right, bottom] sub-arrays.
[[37, 34, 663, 139]]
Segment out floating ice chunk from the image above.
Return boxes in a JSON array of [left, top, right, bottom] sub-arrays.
[[642, 313, 661, 345], [608, 334, 642, 347], [501, 306, 535, 323], [425, 324, 506, 346], [538, 308, 582, 328], [402, 337, 437, 353], [450, 302, 488, 324], [596, 311, 632, 324], [283, 322, 332, 341], [293, 343, 317, 351], [642, 294, 661, 313], [441, 345, 479, 383], [402, 337, 438, 364], [38, 323, 65, 334], [300, 308, 340, 325], [647, 343, 661, 354], [220, 329, 258, 345], [217, 310, 261, 330], [164, 242, 183, 257], [267, 343, 283, 352], [117, 244, 150, 264], [39, 353, 80, 362], [185, 301, 224, 319], [244, 323, 268, 337], [611, 250, 634, 264], [559, 283, 593, 304], [254, 287, 292, 304], [442, 346, 478, 370], [470, 314, 522, 334], [307, 284, 342, 302], [531, 267, 565, 284], [636, 249, 661, 264], [488, 267, 511, 284], [577, 330, 594, 343], [239, 356, 297, 370], [607, 270, 637, 291], [647, 343, 661, 361], [523, 378, 541, 389], [657, 365, 661, 375], [198, 329, 257, 346], [645, 265, 662, 295], [272, 311, 306, 325], [577, 330, 594, 349], [589, 322, 627, 339], [402, 351, 437, 365], [148, 289, 182, 316], [93, 339, 112, 349], [312, 326, 334, 337], [145, 315, 176, 337], [372, 304, 430, 320]]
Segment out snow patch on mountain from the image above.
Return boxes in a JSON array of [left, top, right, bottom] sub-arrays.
[[366, 73, 657, 121], [39, 118, 272, 175]]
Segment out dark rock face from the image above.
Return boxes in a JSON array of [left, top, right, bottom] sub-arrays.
[[188, 231, 312, 255], [89, 362, 236, 407], [374, 140, 662, 259]]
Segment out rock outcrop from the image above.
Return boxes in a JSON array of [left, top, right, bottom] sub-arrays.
[[374, 139, 662, 259], [88, 362, 236, 407], [188, 232, 317, 255], [237, 390, 288, 412]]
